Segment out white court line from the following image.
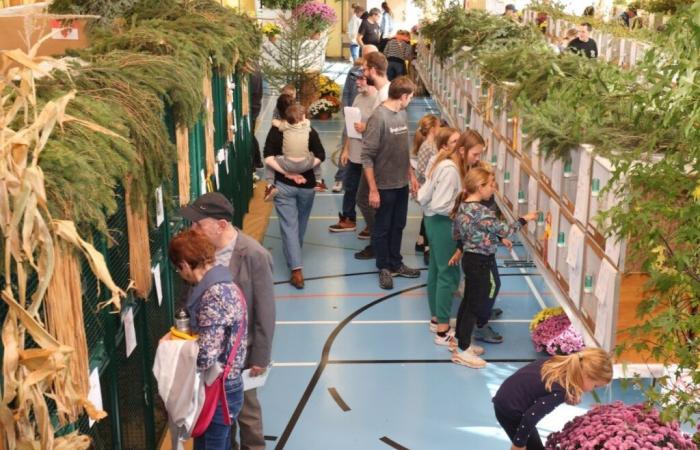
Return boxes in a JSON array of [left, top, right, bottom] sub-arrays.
[[509, 247, 547, 310], [272, 362, 319, 367], [276, 319, 531, 325]]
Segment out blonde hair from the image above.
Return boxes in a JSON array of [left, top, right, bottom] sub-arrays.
[[449, 165, 493, 219], [541, 348, 613, 405], [412, 114, 440, 155], [427, 127, 463, 180]]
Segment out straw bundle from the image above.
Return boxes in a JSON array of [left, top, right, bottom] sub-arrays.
[[1, 41, 122, 448], [45, 242, 91, 410], [125, 175, 152, 299], [203, 73, 216, 178], [176, 125, 191, 206]]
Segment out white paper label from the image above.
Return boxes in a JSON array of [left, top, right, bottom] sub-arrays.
[[547, 199, 560, 269], [224, 148, 230, 174], [217, 148, 226, 163], [155, 186, 164, 227], [497, 141, 506, 171], [123, 308, 137, 358], [152, 264, 162, 306], [214, 164, 220, 190], [200, 169, 207, 195], [88, 368, 103, 427], [574, 151, 592, 223]]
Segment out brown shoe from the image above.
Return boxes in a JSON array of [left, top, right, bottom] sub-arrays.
[[314, 180, 328, 192], [328, 214, 357, 232], [358, 227, 371, 240], [290, 269, 304, 289]]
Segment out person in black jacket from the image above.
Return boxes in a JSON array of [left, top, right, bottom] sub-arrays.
[[567, 23, 598, 59], [263, 95, 325, 289], [492, 348, 613, 450]]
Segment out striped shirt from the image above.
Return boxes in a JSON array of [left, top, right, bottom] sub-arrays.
[[382, 39, 413, 62]]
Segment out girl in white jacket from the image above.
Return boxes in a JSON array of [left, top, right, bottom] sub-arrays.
[[417, 127, 465, 345]]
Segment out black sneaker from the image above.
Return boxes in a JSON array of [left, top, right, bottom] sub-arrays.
[[379, 269, 394, 289], [354, 245, 374, 260], [490, 308, 503, 320], [392, 264, 420, 278]]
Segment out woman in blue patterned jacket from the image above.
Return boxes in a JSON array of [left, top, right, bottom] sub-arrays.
[[169, 229, 248, 450]]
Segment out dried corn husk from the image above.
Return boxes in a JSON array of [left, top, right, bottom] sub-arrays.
[[124, 175, 152, 298], [176, 124, 191, 206], [2, 43, 121, 448]]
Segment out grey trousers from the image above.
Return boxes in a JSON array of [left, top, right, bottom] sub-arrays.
[[356, 172, 375, 234], [231, 388, 265, 450]]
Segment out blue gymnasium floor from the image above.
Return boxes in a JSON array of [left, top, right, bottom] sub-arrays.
[[253, 63, 645, 450]]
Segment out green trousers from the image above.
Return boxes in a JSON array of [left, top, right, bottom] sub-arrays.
[[424, 214, 461, 324]]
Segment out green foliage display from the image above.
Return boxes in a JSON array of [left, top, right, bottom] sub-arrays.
[[32, 0, 262, 233], [640, 0, 694, 13], [423, 0, 699, 435], [260, 0, 307, 10]]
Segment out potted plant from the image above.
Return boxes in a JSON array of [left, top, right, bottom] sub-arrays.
[[318, 74, 341, 98], [530, 308, 584, 356], [262, 22, 282, 43], [308, 97, 339, 120], [292, 1, 337, 39], [545, 402, 696, 449]]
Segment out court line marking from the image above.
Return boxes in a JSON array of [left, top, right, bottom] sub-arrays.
[[275, 290, 550, 300], [509, 247, 547, 310], [276, 319, 531, 325], [272, 362, 319, 367]]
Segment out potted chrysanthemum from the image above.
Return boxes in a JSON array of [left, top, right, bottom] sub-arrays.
[[292, 1, 337, 39], [530, 308, 584, 356], [545, 402, 697, 449]]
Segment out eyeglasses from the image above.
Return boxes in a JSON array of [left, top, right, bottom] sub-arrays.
[[356, 76, 366, 80]]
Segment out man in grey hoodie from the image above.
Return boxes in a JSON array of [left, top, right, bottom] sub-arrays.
[[362, 76, 420, 289]]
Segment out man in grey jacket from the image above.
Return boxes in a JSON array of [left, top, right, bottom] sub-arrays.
[[361, 76, 420, 289], [180, 192, 275, 450]]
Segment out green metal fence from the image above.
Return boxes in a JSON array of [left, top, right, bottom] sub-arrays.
[[56, 70, 256, 450]]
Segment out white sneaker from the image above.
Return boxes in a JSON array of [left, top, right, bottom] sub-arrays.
[[451, 348, 487, 368], [434, 332, 456, 347], [332, 180, 343, 192]]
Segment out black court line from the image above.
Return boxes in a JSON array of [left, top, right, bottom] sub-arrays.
[[264, 435, 278, 441], [273, 284, 426, 450], [327, 387, 351, 412], [380, 436, 410, 450], [273, 269, 540, 285], [327, 358, 537, 364]]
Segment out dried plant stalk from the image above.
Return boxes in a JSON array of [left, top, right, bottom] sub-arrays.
[[1, 40, 122, 448], [176, 124, 191, 206], [203, 72, 216, 178], [124, 175, 152, 298], [45, 242, 90, 406]]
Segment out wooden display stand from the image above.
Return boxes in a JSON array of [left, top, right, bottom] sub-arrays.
[[416, 43, 650, 363]]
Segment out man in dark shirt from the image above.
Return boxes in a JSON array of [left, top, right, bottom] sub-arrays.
[[567, 22, 598, 59], [357, 8, 382, 47], [619, 6, 638, 28]]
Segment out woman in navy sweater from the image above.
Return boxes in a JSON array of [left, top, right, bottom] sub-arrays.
[[492, 348, 613, 450]]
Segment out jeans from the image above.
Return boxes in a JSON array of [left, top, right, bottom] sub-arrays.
[[356, 172, 375, 234], [341, 162, 362, 220], [373, 186, 409, 271], [455, 252, 497, 351], [349, 43, 360, 61], [387, 59, 407, 81], [494, 406, 545, 450], [274, 182, 315, 270], [231, 388, 265, 450], [194, 375, 245, 450]]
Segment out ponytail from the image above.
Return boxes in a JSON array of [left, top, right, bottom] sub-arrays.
[[449, 191, 466, 220], [541, 348, 613, 405], [412, 114, 440, 155]]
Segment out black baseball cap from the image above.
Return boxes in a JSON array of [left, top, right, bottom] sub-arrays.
[[179, 192, 234, 222], [505, 4, 516, 11]]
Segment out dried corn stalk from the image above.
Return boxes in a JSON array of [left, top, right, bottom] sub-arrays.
[[1, 39, 124, 449], [176, 124, 190, 206], [203, 73, 216, 178], [124, 175, 152, 299]]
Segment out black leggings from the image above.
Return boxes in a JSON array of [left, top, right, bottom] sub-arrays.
[[494, 407, 544, 450], [455, 252, 498, 351]]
